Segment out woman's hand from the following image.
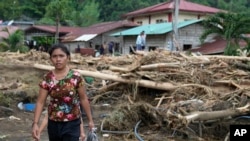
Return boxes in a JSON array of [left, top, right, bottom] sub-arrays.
[[32, 123, 40, 141], [88, 121, 95, 131], [79, 132, 86, 141]]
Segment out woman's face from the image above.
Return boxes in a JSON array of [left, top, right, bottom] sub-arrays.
[[50, 48, 69, 70]]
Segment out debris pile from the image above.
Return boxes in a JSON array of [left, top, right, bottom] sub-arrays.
[[1, 50, 250, 140]]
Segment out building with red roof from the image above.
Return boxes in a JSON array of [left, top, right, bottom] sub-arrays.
[[123, 0, 225, 25], [24, 20, 138, 54], [190, 36, 248, 55]]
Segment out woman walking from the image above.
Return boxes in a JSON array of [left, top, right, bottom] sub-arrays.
[[32, 43, 94, 141]]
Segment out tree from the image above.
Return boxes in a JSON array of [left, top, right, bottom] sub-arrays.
[[19, 0, 51, 21], [45, 0, 72, 43], [79, 0, 100, 27], [0, 27, 29, 53], [0, 0, 22, 20], [98, 0, 166, 21], [200, 12, 250, 55]]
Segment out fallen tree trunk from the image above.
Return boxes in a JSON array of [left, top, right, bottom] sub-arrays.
[[140, 62, 180, 70], [33, 64, 177, 91], [34, 64, 214, 92], [203, 55, 250, 61], [183, 102, 250, 125], [166, 103, 250, 129]]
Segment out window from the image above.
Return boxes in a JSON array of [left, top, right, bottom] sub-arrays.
[[137, 21, 142, 25], [156, 19, 167, 23], [183, 44, 192, 51], [148, 46, 157, 51]]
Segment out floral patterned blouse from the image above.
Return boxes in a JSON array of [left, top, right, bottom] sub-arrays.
[[39, 69, 84, 122]]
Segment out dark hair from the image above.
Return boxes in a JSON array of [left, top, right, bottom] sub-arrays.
[[48, 43, 70, 57]]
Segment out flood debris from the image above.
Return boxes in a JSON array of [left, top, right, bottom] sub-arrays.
[[1, 50, 250, 140]]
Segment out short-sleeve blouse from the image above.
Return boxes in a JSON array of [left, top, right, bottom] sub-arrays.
[[39, 69, 84, 122]]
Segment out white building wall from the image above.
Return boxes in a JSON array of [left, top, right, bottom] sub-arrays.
[[132, 12, 213, 25], [134, 17, 149, 25], [150, 13, 168, 24]]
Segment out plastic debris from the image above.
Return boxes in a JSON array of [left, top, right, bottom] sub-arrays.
[[8, 116, 21, 120], [85, 128, 99, 141]]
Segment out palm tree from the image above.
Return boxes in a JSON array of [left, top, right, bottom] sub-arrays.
[[200, 12, 250, 55], [0, 27, 29, 53]]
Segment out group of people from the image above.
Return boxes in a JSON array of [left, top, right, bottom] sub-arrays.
[[32, 43, 95, 141], [136, 30, 146, 51], [100, 30, 146, 55], [100, 41, 114, 56]]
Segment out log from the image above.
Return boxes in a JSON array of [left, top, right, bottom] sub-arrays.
[[203, 55, 250, 61], [33, 64, 177, 91], [110, 62, 181, 72], [140, 62, 180, 70], [214, 80, 243, 89], [184, 102, 250, 124], [98, 82, 120, 93]]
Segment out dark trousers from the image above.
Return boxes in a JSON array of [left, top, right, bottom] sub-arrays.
[[47, 118, 80, 141]]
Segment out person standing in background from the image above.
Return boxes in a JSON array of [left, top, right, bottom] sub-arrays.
[[100, 41, 107, 55], [136, 31, 146, 51], [108, 41, 114, 55], [141, 31, 146, 51]]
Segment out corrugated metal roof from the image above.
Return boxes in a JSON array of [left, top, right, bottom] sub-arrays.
[[111, 19, 202, 36], [74, 34, 97, 41], [191, 36, 247, 55]]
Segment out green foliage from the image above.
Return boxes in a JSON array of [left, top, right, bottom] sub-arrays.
[[98, 0, 166, 21], [0, 93, 13, 107], [36, 17, 56, 25], [0, 0, 250, 25], [32, 36, 54, 49], [20, 0, 51, 20], [80, 0, 100, 27], [200, 12, 250, 55], [224, 43, 240, 55], [45, 0, 72, 22], [18, 45, 30, 53], [0, 42, 9, 52], [0, 0, 22, 20], [0, 28, 29, 53]]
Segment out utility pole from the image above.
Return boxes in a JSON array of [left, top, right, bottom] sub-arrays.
[[171, 0, 180, 51]]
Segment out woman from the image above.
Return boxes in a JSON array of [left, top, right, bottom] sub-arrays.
[[32, 43, 94, 141]]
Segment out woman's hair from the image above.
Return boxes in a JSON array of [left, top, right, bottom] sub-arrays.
[[48, 43, 70, 57]]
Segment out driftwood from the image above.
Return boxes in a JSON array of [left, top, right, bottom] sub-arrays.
[[34, 64, 216, 92], [3, 50, 250, 140], [140, 62, 180, 70], [165, 102, 250, 129], [33, 64, 177, 91], [98, 82, 120, 93], [184, 102, 250, 123], [203, 55, 250, 61], [109, 62, 180, 72], [214, 80, 243, 89]]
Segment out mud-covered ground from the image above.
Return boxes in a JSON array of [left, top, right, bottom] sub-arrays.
[[0, 64, 112, 141]]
